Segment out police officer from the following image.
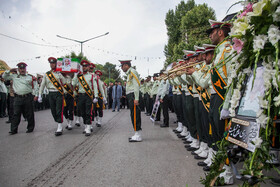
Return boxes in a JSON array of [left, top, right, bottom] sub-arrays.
[[38, 57, 66, 136], [151, 73, 161, 121], [120, 60, 142, 142], [72, 60, 98, 136], [63, 74, 75, 130], [157, 70, 170, 128], [3, 62, 38, 134], [94, 70, 107, 127], [144, 76, 153, 116]]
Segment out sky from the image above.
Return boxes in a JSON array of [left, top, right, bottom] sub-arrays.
[[0, 0, 242, 79]]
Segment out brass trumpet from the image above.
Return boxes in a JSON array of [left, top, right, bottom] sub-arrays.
[[168, 61, 204, 74]]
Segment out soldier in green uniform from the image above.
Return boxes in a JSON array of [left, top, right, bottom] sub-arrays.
[[94, 70, 107, 127], [179, 51, 199, 151], [120, 60, 142, 142], [151, 73, 161, 121], [144, 76, 153, 116], [72, 60, 99, 136], [63, 74, 75, 130], [158, 70, 170, 128], [3, 62, 38, 134], [202, 19, 234, 183], [39, 57, 66, 136], [139, 79, 145, 111], [187, 44, 216, 167]]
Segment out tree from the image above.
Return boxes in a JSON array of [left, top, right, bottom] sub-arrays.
[[102, 62, 121, 83], [180, 4, 216, 50], [164, 0, 195, 65], [163, 1, 216, 67]]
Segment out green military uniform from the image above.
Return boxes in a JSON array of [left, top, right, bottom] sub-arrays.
[[146, 78, 153, 116], [63, 75, 74, 129], [144, 79, 153, 115], [139, 81, 146, 111], [3, 63, 38, 134], [125, 67, 141, 131], [151, 78, 161, 121], [158, 78, 170, 127], [39, 70, 66, 123], [72, 72, 98, 125], [180, 73, 197, 139], [209, 40, 232, 150], [94, 71, 106, 127], [192, 63, 213, 147]]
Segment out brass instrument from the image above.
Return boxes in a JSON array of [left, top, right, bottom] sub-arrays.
[[168, 61, 204, 73]]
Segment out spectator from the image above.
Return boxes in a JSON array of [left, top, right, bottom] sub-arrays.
[[0, 75, 8, 118], [112, 81, 122, 112]]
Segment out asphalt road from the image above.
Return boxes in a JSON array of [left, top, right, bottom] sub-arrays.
[[0, 108, 277, 187]]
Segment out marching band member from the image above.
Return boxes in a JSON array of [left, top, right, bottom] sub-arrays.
[[38, 57, 66, 136], [72, 60, 99, 136]]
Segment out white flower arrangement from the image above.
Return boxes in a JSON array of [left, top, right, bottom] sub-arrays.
[[253, 137, 263, 148], [256, 113, 269, 128], [274, 94, 280, 107], [273, 6, 280, 22], [247, 0, 268, 17], [267, 25, 280, 45], [253, 34, 268, 51]]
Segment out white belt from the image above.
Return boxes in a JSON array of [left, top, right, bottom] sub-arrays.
[[49, 90, 58, 92], [126, 90, 134, 95], [193, 94, 199, 98], [185, 92, 190, 96]]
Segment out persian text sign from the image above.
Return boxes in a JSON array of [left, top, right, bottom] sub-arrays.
[[227, 118, 260, 152]]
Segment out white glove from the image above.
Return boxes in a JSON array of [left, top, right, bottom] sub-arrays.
[[103, 98, 107, 104], [93, 98, 98, 103], [38, 95, 43, 103], [220, 109, 230, 120]]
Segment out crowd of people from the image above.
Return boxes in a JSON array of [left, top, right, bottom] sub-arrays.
[[127, 18, 236, 184], [2, 14, 279, 185]]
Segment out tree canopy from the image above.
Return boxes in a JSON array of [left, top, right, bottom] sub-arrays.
[[164, 0, 216, 67]]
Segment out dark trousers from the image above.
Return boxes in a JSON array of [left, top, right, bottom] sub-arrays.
[[209, 94, 226, 151], [175, 94, 183, 123], [94, 98, 103, 117], [108, 95, 113, 109], [153, 95, 161, 121], [63, 94, 74, 120], [161, 95, 170, 126], [185, 95, 197, 138], [199, 101, 212, 147], [43, 94, 49, 109], [173, 94, 178, 122], [181, 92, 188, 128], [139, 92, 145, 111], [194, 97, 202, 141], [127, 93, 141, 131], [168, 95, 174, 112], [8, 96, 14, 121], [145, 94, 153, 114], [49, 92, 64, 123], [78, 94, 93, 124], [74, 96, 81, 117], [0, 92, 6, 116], [12, 94, 35, 132]]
